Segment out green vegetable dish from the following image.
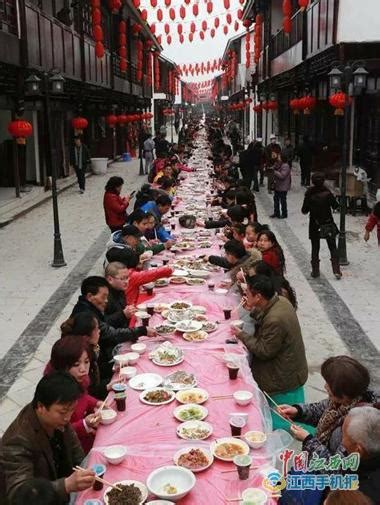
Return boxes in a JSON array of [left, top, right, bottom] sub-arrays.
[[179, 406, 204, 421]]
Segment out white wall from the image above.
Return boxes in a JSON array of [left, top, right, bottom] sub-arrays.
[[337, 0, 380, 43]]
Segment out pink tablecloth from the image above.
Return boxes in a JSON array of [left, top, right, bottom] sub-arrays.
[[76, 177, 277, 505]]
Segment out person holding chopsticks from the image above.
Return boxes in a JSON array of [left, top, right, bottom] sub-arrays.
[[231, 274, 308, 431]]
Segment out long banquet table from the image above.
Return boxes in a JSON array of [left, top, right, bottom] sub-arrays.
[[76, 134, 277, 505]]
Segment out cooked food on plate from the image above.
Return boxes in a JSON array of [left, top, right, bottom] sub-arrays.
[[176, 388, 208, 404], [165, 370, 196, 387], [155, 324, 176, 335], [177, 449, 210, 470], [155, 279, 169, 287], [215, 443, 246, 458], [175, 405, 206, 421], [170, 301, 192, 310], [170, 276, 186, 284], [163, 483, 177, 495], [182, 330, 208, 342], [143, 389, 173, 403], [177, 421, 212, 440], [202, 321, 218, 332], [106, 483, 142, 505], [186, 278, 205, 285]]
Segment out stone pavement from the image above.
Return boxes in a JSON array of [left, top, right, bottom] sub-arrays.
[[0, 159, 379, 435]]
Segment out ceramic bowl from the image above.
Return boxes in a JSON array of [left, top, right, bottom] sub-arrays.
[[119, 366, 137, 379], [99, 408, 117, 425], [146, 465, 196, 502], [244, 430, 267, 449], [124, 352, 139, 365], [233, 390, 253, 406], [103, 445, 127, 465], [131, 343, 147, 355]]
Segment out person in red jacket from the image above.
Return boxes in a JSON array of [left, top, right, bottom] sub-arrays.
[[103, 176, 131, 232], [46, 335, 102, 454], [364, 202, 380, 246], [256, 230, 286, 275], [126, 265, 174, 305]]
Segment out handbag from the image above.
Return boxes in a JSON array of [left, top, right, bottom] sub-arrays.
[[318, 222, 339, 239]]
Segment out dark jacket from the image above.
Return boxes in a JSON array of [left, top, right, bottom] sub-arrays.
[[0, 404, 84, 504], [246, 143, 264, 167], [71, 296, 146, 380], [239, 295, 308, 395], [302, 185, 339, 239], [359, 455, 380, 503], [104, 286, 129, 329], [69, 143, 90, 170], [282, 144, 294, 166], [208, 254, 249, 271], [296, 141, 314, 167]]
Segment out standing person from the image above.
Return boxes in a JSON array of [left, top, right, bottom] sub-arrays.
[[143, 133, 155, 176], [69, 136, 90, 194], [364, 202, 380, 245], [271, 152, 291, 219], [282, 137, 294, 167], [103, 176, 130, 232], [302, 172, 341, 279], [297, 135, 314, 186], [0, 372, 95, 502], [265, 135, 281, 194], [238, 144, 251, 188], [232, 275, 308, 430], [247, 138, 265, 192]]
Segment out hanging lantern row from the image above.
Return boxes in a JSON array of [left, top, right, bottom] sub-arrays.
[[108, 0, 122, 13], [289, 95, 317, 114], [163, 108, 175, 116], [262, 100, 278, 111], [245, 31, 251, 69], [253, 103, 263, 113], [282, 0, 292, 35], [178, 58, 222, 75], [146, 51, 153, 86], [329, 92, 351, 115], [254, 13, 263, 64], [106, 113, 153, 128], [136, 39, 144, 81], [8, 119, 33, 145], [71, 116, 89, 135], [119, 20, 127, 73], [91, 0, 104, 59], [154, 52, 161, 91]]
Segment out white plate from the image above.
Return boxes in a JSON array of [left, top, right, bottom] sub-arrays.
[[164, 371, 197, 391], [210, 437, 250, 462], [152, 355, 184, 367], [186, 278, 206, 286], [173, 404, 208, 422], [202, 321, 218, 333], [154, 324, 177, 335], [139, 388, 176, 406], [103, 479, 148, 505], [182, 330, 208, 342], [174, 447, 214, 473], [187, 269, 210, 278], [155, 279, 169, 287], [192, 305, 207, 314], [129, 373, 163, 391], [169, 301, 193, 311], [176, 420, 213, 440], [175, 320, 203, 333], [175, 388, 209, 405], [172, 269, 189, 277]]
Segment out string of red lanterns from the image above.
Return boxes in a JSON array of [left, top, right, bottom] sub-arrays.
[[91, 0, 104, 59], [119, 20, 127, 73]]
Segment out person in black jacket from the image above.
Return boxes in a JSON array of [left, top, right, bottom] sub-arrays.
[[104, 262, 136, 329], [207, 240, 249, 270], [297, 135, 314, 186], [71, 276, 155, 381], [301, 172, 341, 279], [244, 140, 264, 192], [69, 136, 90, 194]]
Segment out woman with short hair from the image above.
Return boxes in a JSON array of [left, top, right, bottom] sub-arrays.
[[103, 176, 130, 232]]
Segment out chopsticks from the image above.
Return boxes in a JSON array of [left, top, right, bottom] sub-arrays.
[[73, 466, 122, 491], [262, 390, 294, 425], [211, 394, 233, 400], [239, 267, 247, 284]]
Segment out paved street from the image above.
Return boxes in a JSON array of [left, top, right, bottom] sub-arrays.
[[0, 160, 379, 435]]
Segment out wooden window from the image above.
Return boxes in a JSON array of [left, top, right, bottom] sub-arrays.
[[0, 0, 18, 35]]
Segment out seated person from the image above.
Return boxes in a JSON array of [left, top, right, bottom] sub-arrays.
[[127, 210, 173, 255], [133, 183, 158, 210], [141, 194, 173, 243], [244, 222, 269, 250], [104, 262, 136, 329], [71, 276, 154, 380], [156, 176, 176, 198], [153, 163, 173, 184], [231, 223, 246, 244], [11, 478, 58, 505], [256, 229, 286, 276], [0, 372, 95, 503], [106, 224, 146, 266], [207, 239, 249, 270], [278, 356, 376, 458], [46, 336, 101, 453]]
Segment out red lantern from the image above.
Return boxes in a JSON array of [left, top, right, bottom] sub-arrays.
[[190, 22, 196, 33], [207, 1, 213, 14], [301, 95, 317, 114], [132, 23, 142, 36], [95, 41, 105, 58], [289, 98, 301, 114], [283, 16, 292, 34], [267, 100, 278, 110], [226, 13, 232, 24], [298, 0, 309, 11], [214, 17, 220, 28], [234, 20, 239, 31], [184, 0, 190, 4], [119, 46, 127, 58], [165, 0, 171, 6], [283, 0, 292, 16], [119, 20, 126, 33], [192, 4, 198, 16], [8, 119, 33, 142], [164, 23, 170, 34], [151, 0, 157, 5], [223, 25, 228, 35], [224, 0, 230, 8], [92, 8, 101, 25], [118, 114, 128, 125], [253, 104, 262, 113], [261, 101, 269, 111], [141, 9, 148, 21], [157, 34, 162, 44], [169, 7, 175, 20], [71, 117, 88, 131], [119, 33, 126, 46], [157, 8, 163, 21], [177, 24, 183, 35], [132, 0, 140, 7], [179, 34, 184, 44], [106, 114, 118, 128], [199, 31, 205, 40], [180, 5, 186, 19], [189, 32, 193, 42], [167, 35, 172, 44], [93, 24, 103, 42], [202, 20, 207, 31], [120, 58, 127, 73], [210, 28, 215, 38], [108, 0, 122, 12], [243, 19, 251, 28], [329, 92, 350, 115], [150, 23, 156, 34]]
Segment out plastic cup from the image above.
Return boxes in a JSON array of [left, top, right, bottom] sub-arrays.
[[207, 281, 215, 291], [171, 223, 176, 230], [227, 363, 239, 380], [230, 417, 244, 436], [234, 455, 252, 480], [163, 258, 169, 265], [112, 383, 127, 412], [143, 283, 154, 296], [146, 303, 155, 316], [223, 308, 232, 320], [92, 463, 106, 491], [142, 315, 150, 327]]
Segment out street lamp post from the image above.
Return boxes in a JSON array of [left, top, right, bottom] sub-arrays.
[[138, 108, 145, 176], [25, 72, 66, 268], [328, 63, 369, 265], [170, 105, 174, 144]]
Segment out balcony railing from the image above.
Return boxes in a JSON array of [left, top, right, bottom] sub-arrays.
[[270, 9, 303, 60], [0, 0, 18, 35], [307, 0, 336, 57]]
